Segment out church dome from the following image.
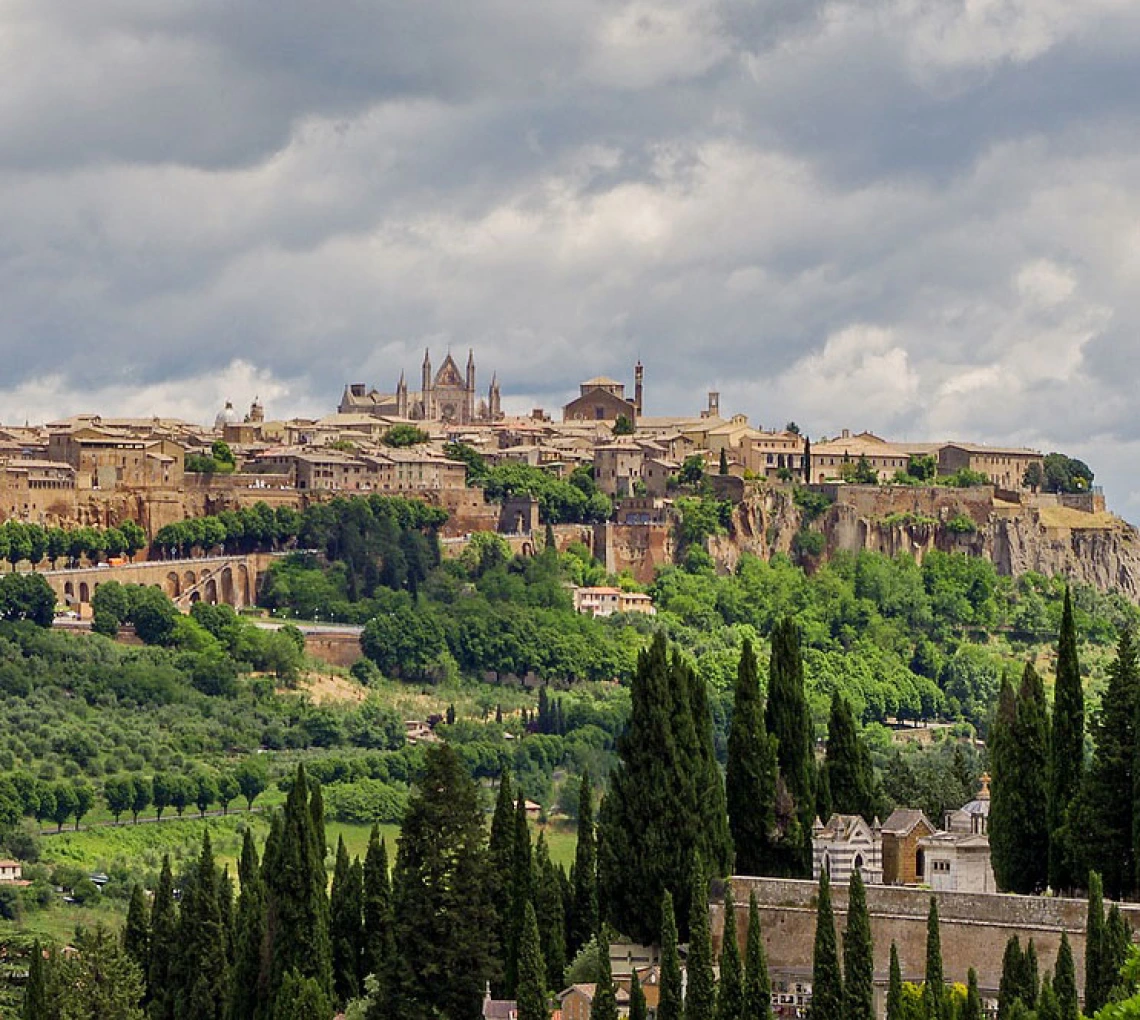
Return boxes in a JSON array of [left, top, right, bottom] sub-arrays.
[[214, 400, 240, 429]]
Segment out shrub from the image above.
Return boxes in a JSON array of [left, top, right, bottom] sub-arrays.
[[946, 514, 978, 535]]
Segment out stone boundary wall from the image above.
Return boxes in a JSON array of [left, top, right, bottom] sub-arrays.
[[811, 483, 998, 524], [719, 877, 1140, 1011]]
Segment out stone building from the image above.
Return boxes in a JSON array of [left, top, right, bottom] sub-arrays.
[[937, 443, 1044, 491], [340, 348, 503, 424], [918, 776, 996, 894], [811, 814, 884, 885], [47, 426, 185, 491], [880, 809, 936, 886], [810, 430, 910, 483], [562, 364, 643, 423], [0, 459, 76, 522]]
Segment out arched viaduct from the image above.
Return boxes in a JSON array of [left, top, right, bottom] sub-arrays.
[[41, 552, 285, 612]]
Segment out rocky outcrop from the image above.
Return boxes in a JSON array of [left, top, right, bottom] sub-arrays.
[[708, 486, 1140, 602]]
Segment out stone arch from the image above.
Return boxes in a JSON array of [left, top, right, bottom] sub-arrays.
[[164, 572, 181, 598], [204, 578, 218, 604], [854, 852, 864, 876], [189, 591, 201, 604], [183, 570, 197, 588], [237, 564, 251, 607], [220, 567, 235, 606], [64, 581, 74, 601], [822, 852, 831, 878], [79, 582, 90, 603], [520, 541, 534, 557], [916, 847, 926, 880]]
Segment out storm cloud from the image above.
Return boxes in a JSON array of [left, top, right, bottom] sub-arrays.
[[3, 0, 1140, 506]]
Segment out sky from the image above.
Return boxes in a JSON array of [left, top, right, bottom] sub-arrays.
[[2, 1, 1140, 509]]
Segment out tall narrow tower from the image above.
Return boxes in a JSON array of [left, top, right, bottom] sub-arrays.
[[396, 371, 408, 419], [489, 373, 501, 420], [421, 348, 433, 420], [634, 361, 644, 418], [465, 349, 477, 423]]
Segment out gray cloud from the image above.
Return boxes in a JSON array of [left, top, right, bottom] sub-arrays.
[[2, 0, 1140, 508]]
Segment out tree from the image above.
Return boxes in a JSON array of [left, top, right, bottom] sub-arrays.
[[1055, 931, 1079, 1020], [195, 773, 218, 817], [228, 830, 264, 1020], [742, 892, 772, 1020], [1023, 462, 1044, 492], [23, 941, 47, 1020], [129, 776, 152, 825], [719, 448, 730, 475], [517, 903, 550, 1020], [923, 897, 945, 1020], [999, 937, 1026, 1019], [726, 640, 778, 876], [234, 757, 268, 811], [505, 794, 534, 995], [629, 968, 648, 1020], [597, 633, 731, 944], [44, 924, 146, 1020], [330, 837, 363, 1005], [589, 927, 618, 1020], [965, 968, 983, 1020], [990, 665, 1050, 894], [765, 618, 815, 877], [852, 455, 878, 485], [124, 884, 150, 980], [842, 871, 874, 1020], [1087, 873, 1111, 1016], [823, 693, 875, 821], [1050, 589, 1084, 892], [714, 884, 743, 1020], [148, 856, 177, 1019], [172, 831, 229, 1020], [534, 834, 567, 993], [613, 415, 635, 437], [361, 825, 395, 1008], [0, 573, 55, 627], [809, 870, 842, 1020], [685, 865, 715, 1020], [391, 744, 497, 1020], [886, 943, 904, 1020], [49, 781, 76, 832], [104, 775, 133, 825], [657, 893, 682, 1020], [271, 970, 332, 1020], [383, 424, 430, 448], [569, 771, 598, 955], [128, 586, 178, 645]]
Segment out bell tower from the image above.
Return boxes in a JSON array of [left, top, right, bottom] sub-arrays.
[[421, 348, 433, 420]]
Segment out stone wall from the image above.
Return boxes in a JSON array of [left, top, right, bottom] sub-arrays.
[[816, 483, 998, 524], [302, 631, 364, 667], [594, 522, 674, 584], [717, 877, 1140, 1012]]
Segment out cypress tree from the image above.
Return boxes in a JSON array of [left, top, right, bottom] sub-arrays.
[[923, 897, 945, 1020], [809, 870, 842, 1020], [598, 634, 731, 943], [391, 743, 498, 1020], [842, 871, 874, 1020], [123, 884, 150, 983], [217, 867, 235, 969], [1054, 931, 1078, 1020], [568, 771, 598, 955], [505, 793, 534, 996], [261, 767, 333, 1009], [148, 855, 177, 1020], [1085, 871, 1108, 1016], [174, 831, 229, 1020], [684, 866, 715, 1020], [964, 968, 982, 1020], [823, 693, 875, 821], [1072, 630, 1140, 899], [23, 942, 46, 1020], [1106, 903, 1131, 998], [1049, 588, 1084, 892], [228, 829, 264, 1020], [726, 640, 779, 876], [271, 970, 333, 1020], [590, 927, 619, 1020], [534, 834, 567, 994], [361, 827, 394, 992], [489, 769, 516, 973], [998, 937, 1025, 1020], [330, 837, 363, 1005], [629, 969, 647, 1020], [309, 781, 326, 866], [991, 665, 1050, 894], [516, 902, 549, 1020], [742, 893, 772, 1020], [658, 892, 683, 1020], [1037, 978, 1061, 1020], [886, 943, 904, 1020], [1022, 939, 1039, 1007], [714, 885, 743, 1020], [765, 618, 815, 877]]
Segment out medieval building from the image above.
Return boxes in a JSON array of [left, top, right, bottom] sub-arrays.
[[340, 348, 503, 425]]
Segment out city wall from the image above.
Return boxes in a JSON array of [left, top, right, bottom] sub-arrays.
[[719, 877, 1140, 1009], [812, 483, 999, 525]]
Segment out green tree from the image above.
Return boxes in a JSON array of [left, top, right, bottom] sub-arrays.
[[726, 640, 779, 876], [383, 424, 430, 448], [657, 893, 683, 1020], [47, 924, 147, 1020], [685, 865, 715, 1020], [590, 927, 618, 1020], [923, 897, 945, 1020], [990, 665, 1050, 894], [516, 902, 549, 1020], [173, 832, 229, 1020], [742, 892, 772, 1020], [391, 744, 498, 1020], [823, 693, 875, 820], [714, 884, 743, 1020], [271, 970, 333, 1020], [24, 941, 47, 1020], [534, 834, 567, 993], [842, 871, 874, 1020], [964, 968, 983, 1020], [360, 826, 395, 1007], [124, 884, 151, 980], [1054, 931, 1079, 1020], [505, 793, 534, 996], [629, 969, 648, 1020], [104, 775, 133, 824], [886, 943, 904, 1020], [130, 776, 152, 825], [1050, 589, 1084, 892], [228, 830, 264, 1020], [148, 856, 177, 1020], [719, 448, 729, 475], [998, 936, 1024, 1019], [0, 573, 55, 627], [330, 837, 364, 1005], [809, 870, 842, 1020], [234, 757, 268, 811], [569, 772, 599, 955], [765, 618, 815, 877]]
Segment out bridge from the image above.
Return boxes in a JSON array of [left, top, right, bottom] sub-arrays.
[[41, 552, 286, 612]]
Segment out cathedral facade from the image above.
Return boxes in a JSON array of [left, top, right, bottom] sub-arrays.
[[340, 348, 503, 424]]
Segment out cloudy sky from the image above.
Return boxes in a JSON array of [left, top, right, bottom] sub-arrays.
[[3, 1, 1140, 507]]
